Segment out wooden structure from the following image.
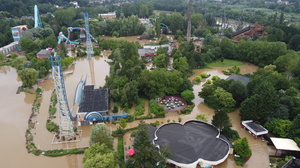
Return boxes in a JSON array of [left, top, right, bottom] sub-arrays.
[[232, 22, 265, 40]]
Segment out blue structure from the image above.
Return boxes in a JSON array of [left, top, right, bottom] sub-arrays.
[[67, 27, 98, 42], [57, 32, 80, 46], [34, 5, 42, 28], [75, 84, 129, 125]]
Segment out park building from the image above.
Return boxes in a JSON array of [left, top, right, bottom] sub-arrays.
[[74, 80, 129, 126], [145, 120, 233, 168]]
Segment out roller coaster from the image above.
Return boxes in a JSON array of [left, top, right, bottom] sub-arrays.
[[51, 12, 129, 139], [57, 32, 80, 47], [67, 27, 98, 43]]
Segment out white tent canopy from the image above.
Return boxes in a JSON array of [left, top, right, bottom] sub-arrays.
[[271, 137, 300, 151]]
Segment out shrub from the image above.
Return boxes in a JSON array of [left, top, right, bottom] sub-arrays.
[[49, 106, 56, 116], [118, 137, 124, 164], [222, 128, 240, 142], [206, 79, 212, 84], [130, 131, 137, 137], [178, 117, 182, 122], [149, 99, 166, 117], [222, 66, 241, 75], [46, 120, 59, 133], [150, 121, 160, 127], [196, 114, 208, 122], [113, 105, 118, 113], [180, 103, 195, 114], [212, 75, 219, 80], [135, 99, 145, 116], [43, 148, 86, 157], [195, 76, 202, 83], [200, 72, 210, 78], [125, 115, 134, 122], [36, 88, 42, 94]]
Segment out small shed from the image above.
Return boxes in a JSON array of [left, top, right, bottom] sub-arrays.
[[270, 137, 300, 156], [242, 120, 268, 139], [37, 49, 51, 59]]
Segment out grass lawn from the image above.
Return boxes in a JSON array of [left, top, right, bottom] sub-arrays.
[[153, 10, 179, 15], [208, 59, 244, 67]]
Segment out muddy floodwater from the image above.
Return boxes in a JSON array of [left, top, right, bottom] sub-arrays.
[[0, 37, 272, 168], [0, 55, 110, 168]]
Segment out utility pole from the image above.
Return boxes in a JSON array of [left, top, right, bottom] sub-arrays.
[[187, 0, 193, 42]]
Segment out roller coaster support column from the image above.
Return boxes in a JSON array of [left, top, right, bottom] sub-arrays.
[[84, 12, 95, 85], [50, 55, 74, 140]]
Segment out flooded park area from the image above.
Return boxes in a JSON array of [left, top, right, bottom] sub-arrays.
[[0, 35, 275, 168]]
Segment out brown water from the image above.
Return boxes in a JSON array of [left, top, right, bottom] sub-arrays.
[[0, 54, 110, 168]]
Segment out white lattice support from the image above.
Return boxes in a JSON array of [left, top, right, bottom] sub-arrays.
[[84, 12, 95, 85], [84, 12, 93, 60], [51, 56, 74, 140]]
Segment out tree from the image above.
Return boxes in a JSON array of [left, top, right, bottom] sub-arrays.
[[220, 37, 236, 59], [42, 34, 57, 49], [139, 4, 149, 18], [169, 13, 184, 33], [156, 46, 166, 55], [121, 80, 139, 106], [212, 110, 232, 131], [264, 118, 292, 138], [61, 57, 74, 67], [153, 54, 168, 68], [226, 80, 247, 106], [213, 87, 236, 109], [53, 8, 76, 26], [19, 37, 35, 52], [288, 35, 300, 51], [180, 90, 194, 104], [289, 114, 300, 139], [191, 14, 204, 28], [159, 34, 169, 45], [83, 143, 117, 168], [273, 52, 299, 73], [234, 138, 252, 165], [119, 118, 127, 129], [58, 43, 67, 58], [18, 68, 38, 88], [173, 49, 183, 60], [12, 57, 27, 70], [89, 124, 114, 149], [173, 57, 190, 75], [279, 12, 284, 24], [133, 121, 167, 167], [276, 29, 285, 41]]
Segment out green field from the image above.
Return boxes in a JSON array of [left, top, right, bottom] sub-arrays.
[[153, 10, 179, 15], [208, 59, 244, 67]]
